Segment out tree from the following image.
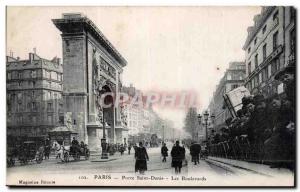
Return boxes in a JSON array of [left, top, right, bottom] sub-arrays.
[[183, 107, 198, 139]]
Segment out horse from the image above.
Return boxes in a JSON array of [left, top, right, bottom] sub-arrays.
[[51, 141, 70, 162]]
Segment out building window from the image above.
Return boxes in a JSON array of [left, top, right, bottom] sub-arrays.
[[7, 72, 11, 80], [271, 58, 280, 75], [263, 44, 267, 61], [18, 72, 22, 79], [259, 72, 262, 84], [17, 103, 22, 112], [32, 115, 36, 123], [47, 115, 53, 124], [273, 10, 279, 21], [248, 47, 251, 53], [47, 103, 53, 111], [18, 115, 23, 124], [59, 116, 64, 125], [268, 64, 272, 78], [17, 92, 22, 100], [231, 84, 239, 90], [262, 67, 268, 82], [262, 25, 267, 34], [18, 81, 22, 87], [290, 28, 296, 56], [273, 31, 278, 51], [32, 102, 37, 111], [238, 74, 243, 80], [254, 38, 257, 45], [248, 62, 251, 75], [31, 70, 36, 78], [255, 54, 258, 68], [227, 74, 232, 80]]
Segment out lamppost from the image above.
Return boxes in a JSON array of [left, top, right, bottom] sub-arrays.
[[210, 113, 215, 134], [98, 88, 108, 159], [198, 111, 215, 142], [197, 114, 202, 142], [162, 124, 165, 144], [203, 111, 210, 142], [101, 107, 108, 159]]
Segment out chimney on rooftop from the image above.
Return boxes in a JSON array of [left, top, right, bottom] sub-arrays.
[[253, 14, 261, 26], [29, 53, 34, 62], [247, 26, 254, 35]]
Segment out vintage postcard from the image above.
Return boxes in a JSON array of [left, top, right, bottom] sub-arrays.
[[6, 6, 296, 187]]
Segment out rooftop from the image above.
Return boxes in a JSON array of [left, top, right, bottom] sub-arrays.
[[6, 53, 63, 72], [243, 6, 276, 50]]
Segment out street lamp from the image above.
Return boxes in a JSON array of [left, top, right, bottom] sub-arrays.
[[162, 124, 165, 143], [98, 88, 108, 159], [197, 114, 202, 142], [210, 113, 215, 135], [203, 110, 209, 142]]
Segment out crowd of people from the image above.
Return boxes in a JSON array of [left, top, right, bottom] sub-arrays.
[[208, 65, 295, 170]]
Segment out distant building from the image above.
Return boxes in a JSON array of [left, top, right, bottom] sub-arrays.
[[243, 6, 296, 98], [122, 85, 144, 136], [208, 62, 245, 133], [6, 52, 63, 140], [122, 84, 164, 139]]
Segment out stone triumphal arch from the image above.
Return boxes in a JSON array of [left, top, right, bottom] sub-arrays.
[[53, 13, 128, 151]]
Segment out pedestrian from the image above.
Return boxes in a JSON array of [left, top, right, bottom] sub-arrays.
[[161, 143, 168, 162], [135, 142, 149, 175], [190, 141, 201, 165], [120, 144, 125, 156], [128, 145, 132, 155], [171, 141, 185, 174]]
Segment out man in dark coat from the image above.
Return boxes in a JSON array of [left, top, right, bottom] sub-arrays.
[[135, 142, 149, 174], [250, 94, 269, 161], [161, 143, 168, 162], [171, 141, 185, 174], [190, 142, 201, 165], [71, 137, 79, 153], [275, 65, 295, 106], [264, 96, 294, 169], [128, 145, 132, 155]]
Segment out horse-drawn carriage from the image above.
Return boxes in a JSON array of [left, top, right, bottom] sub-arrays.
[[19, 141, 44, 165], [49, 126, 90, 163], [64, 143, 90, 162], [7, 141, 44, 166], [7, 145, 18, 167]]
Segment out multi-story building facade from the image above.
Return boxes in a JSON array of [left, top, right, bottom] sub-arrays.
[[6, 52, 63, 140], [122, 85, 143, 136], [208, 62, 245, 133], [142, 109, 151, 134], [243, 6, 296, 98]]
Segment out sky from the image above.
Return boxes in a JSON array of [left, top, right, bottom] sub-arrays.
[[6, 6, 261, 129]]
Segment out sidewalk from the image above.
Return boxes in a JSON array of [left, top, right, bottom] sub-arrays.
[[206, 156, 293, 177]]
